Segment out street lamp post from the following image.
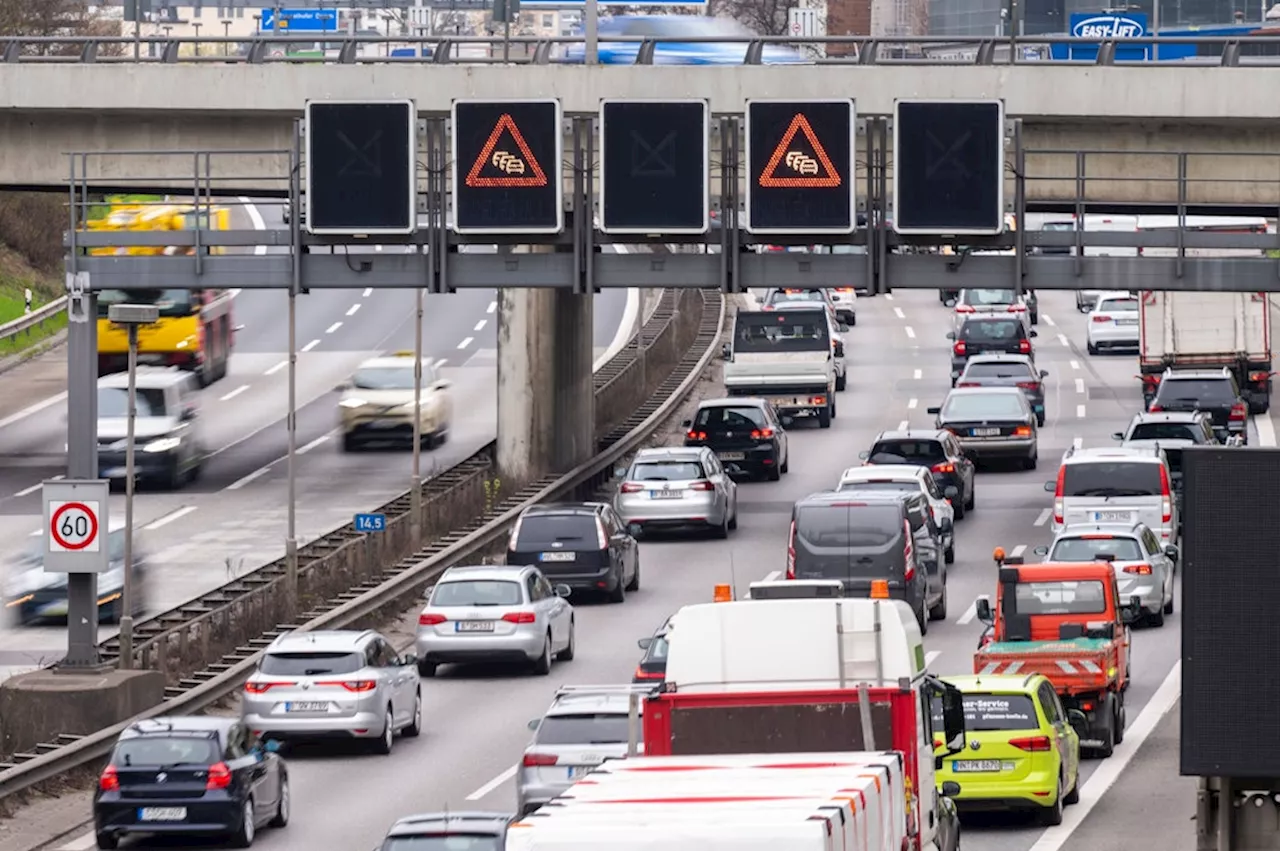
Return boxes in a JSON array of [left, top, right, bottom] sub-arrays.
[[106, 303, 160, 671]]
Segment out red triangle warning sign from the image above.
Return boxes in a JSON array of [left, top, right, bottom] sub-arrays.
[[759, 114, 841, 189], [465, 114, 548, 188]]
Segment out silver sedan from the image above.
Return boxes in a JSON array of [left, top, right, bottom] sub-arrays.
[[612, 446, 738, 538]]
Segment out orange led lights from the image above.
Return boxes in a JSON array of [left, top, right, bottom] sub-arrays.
[[465, 114, 548, 188], [758, 113, 841, 189]]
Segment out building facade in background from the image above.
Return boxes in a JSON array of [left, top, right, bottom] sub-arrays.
[[927, 0, 1269, 37]]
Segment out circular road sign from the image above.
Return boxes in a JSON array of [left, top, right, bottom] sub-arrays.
[[49, 501, 100, 552]]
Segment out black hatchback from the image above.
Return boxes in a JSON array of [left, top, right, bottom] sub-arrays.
[[633, 616, 673, 684], [947, 317, 1037, 385], [94, 717, 289, 849], [507, 503, 639, 602], [683, 397, 790, 481]]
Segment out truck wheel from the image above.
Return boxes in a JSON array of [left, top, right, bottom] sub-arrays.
[[818, 406, 832, 429], [836, 373, 847, 392], [1114, 696, 1126, 745], [1094, 697, 1116, 758]]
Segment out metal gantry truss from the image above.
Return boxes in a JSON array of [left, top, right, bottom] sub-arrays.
[[66, 117, 1280, 298]]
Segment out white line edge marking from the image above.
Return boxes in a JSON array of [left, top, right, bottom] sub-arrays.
[[466, 765, 517, 801], [1010, 544, 1027, 559], [1043, 314, 1056, 326], [301, 339, 320, 353], [594, 287, 641, 372], [220, 384, 250, 402], [238, 197, 267, 257], [225, 464, 275, 491], [893, 307, 905, 319], [487, 301, 497, 314], [144, 505, 198, 531], [297, 434, 330, 455], [1058, 333, 1070, 347], [924, 650, 941, 668], [1074, 378, 1085, 394], [904, 326, 916, 339], [1070, 359, 1080, 370], [56, 831, 98, 851], [913, 369, 922, 380], [14, 474, 63, 498], [346, 303, 361, 317], [264, 360, 288, 376], [362, 287, 373, 298], [0, 392, 68, 430], [1076, 404, 1087, 418], [956, 602, 977, 626], [325, 322, 342, 334], [897, 420, 909, 430], [907, 398, 918, 410], [1034, 508, 1052, 527], [1028, 662, 1182, 851], [473, 320, 486, 332], [1073, 437, 1084, 449], [1255, 415, 1277, 447], [457, 336, 474, 350], [763, 570, 781, 582]]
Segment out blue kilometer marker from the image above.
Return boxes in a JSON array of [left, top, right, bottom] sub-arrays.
[[354, 513, 387, 533]]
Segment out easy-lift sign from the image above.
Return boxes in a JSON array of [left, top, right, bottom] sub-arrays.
[[1051, 12, 1149, 61], [42, 479, 111, 573]]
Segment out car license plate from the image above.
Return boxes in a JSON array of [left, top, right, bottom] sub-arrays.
[[567, 765, 592, 779], [1118, 318, 1138, 325], [1092, 511, 1132, 523], [540, 551, 575, 562], [650, 490, 682, 499], [456, 621, 495, 633], [717, 452, 746, 461], [951, 760, 1003, 773], [971, 428, 1000, 437], [285, 701, 329, 712], [138, 807, 187, 822]]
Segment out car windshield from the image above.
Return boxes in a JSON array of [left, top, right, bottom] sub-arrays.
[[1158, 379, 1236, 405], [931, 693, 1040, 732], [352, 367, 418, 390], [1013, 580, 1108, 615], [98, 387, 168, 418], [1049, 536, 1143, 561], [643, 634, 669, 663], [382, 836, 500, 851], [630, 461, 705, 482], [961, 320, 1023, 342], [868, 440, 945, 464], [963, 362, 1034, 380], [514, 514, 599, 549], [1129, 422, 1202, 441], [258, 651, 364, 677], [535, 713, 638, 745], [942, 393, 1026, 419], [694, 406, 768, 431], [963, 288, 1016, 306], [836, 480, 916, 494], [767, 290, 825, 307], [734, 311, 830, 354], [1098, 297, 1139, 312], [1061, 462, 1161, 497], [113, 736, 218, 767], [431, 580, 523, 607], [796, 504, 902, 547]]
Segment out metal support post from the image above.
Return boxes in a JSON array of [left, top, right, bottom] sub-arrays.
[[1012, 118, 1026, 295], [118, 325, 139, 670], [876, 118, 890, 296], [585, 0, 599, 64], [427, 117, 450, 295], [1176, 152, 1188, 279], [285, 120, 302, 600], [864, 119, 877, 297], [572, 118, 585, 295], [410, 286, 424, 543], [718, 117, 731, 292], [586, 117, 595, 296], [1073, 151, 1086, 279], [728, 117, 741, 293]]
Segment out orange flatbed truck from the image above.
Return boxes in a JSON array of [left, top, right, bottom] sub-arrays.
[[971, 548, 1140, 758]]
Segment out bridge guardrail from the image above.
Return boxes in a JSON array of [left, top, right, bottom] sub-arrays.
[[0, 297, 67, 351]]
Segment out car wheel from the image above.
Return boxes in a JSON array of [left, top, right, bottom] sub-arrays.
[[1022, 453, 1038, 471], [849, 313, 856, 326], [836, 373, 847, 392], [533, 633, 553, 675], [403, 690, 422, 737], [767, 463, 781, 482], [713, 513, 730, 539], [373, 707, 394, 755], [818, 405, 832, 429], [964, 484, 976, 512], [1064, 774, 1081, 805], [1038, 777, 1065, 826], [557, 619, 576, 661], [1164, 594, 1175, 615], [229, 797, 256, 847], [1147, 606, 1165, 628], [928, 583, 947, 621], [417, 660, 437, 678], [728, 499, 739, 530], [269, 775, 291, 827], [1036, 413, 1046, 427], [780, 453, 789, 474], [944, 545, 955, 565], [1087, 342, 1098, 355], [1114, 697, 1126, 745], [625, 558, 640, 591], [608, 570, 627, 603], [341, 434, 358, 452], [95, 833, 119, 850]]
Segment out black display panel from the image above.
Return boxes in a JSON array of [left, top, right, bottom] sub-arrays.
[[452, 99, 562, 234], [305, 101, 415, 234], [893, 100, 1003, 234], [1181, 447, 1280, 777], [746, 100, 854, 234], [600, 100, 708, 233]]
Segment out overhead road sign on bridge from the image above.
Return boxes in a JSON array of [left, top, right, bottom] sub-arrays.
[[43, 479, 111, 574], [746, 99, 856, 234], [304, 99, 418, 236], [600, 99, 709, 235], [452, 98, 563, 235], [261, 8, 339, 31], [892, 99, 1005, 236]]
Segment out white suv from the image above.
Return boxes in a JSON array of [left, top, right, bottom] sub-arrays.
[[1044, 446, 1179, 545]]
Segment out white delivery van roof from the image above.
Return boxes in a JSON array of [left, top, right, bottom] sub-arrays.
[[505, 819, 834, 851], [664, 599, 925, 692]]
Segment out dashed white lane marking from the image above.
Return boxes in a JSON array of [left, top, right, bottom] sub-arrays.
[[1073, 437, 1084, 449], [297, 434, 330, 455], [264, 361, 287, 376], [1029, 662, 1182, 851], [487, 301, 498, 314], [144, 505, 198, 531], [763, 570, 782, 582], [1074, 378, 1085, 394], [907, 398, 918, 409], [467, 765, 517, 801], [474, 320, 487, 332], [893, 307, 906, 319], [435, 359, 448, 368], [1034, 508, 1052, 527], [884, 293, 894, 301], [362, 287, 374, 298], [325, 322, 342, 334], [14, 474, 62, 498], [956, 602, 978, 626], [1058, 333, 1070, 346], [897, 420, 909, 430], [924, 650, 941, 668], [0, 392, 68, 430], [225, 464, 274, 491], [1010, 544, 1027, 560], [1070, 359, 1081, 370], [346, 303, 361, 317], [904, 326, 916, 339], [913, 369, 922, 380], [301, 339, 320, 353], [1256, 415, 1277, 447], [458, 336, 474, 349], [1043, 314, 1056, 327], [1076, 404, 1087, 418], [220, 384, 250, 402]]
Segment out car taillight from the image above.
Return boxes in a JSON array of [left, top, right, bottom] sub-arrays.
[[811, 395, 827, 406], [933, 738, 943, 749], [956, 382, 979, 387], [1014, 426, 1032, 437], [244, 681, 288, 694], [634, 667, 664, 680], [1007, 304, 1026, 313], [502, 612, 537, 624], [1250, 371, 1270, 382], [1148, 404, 1163, 412], [1160, 464, 1172, 523], [1018, 339, 1031, 354], [206, 761, 233, 790], [317, 680, 377, 692], [1053, 465, 1066, 525], [837, 287, 853, 292], [99, 765, 120, 792], [1123, 564, 1153, 575], [419, 613, 447, 626], [932, 462, 955, 474], [953, 341, 966, 356], [751, 428, 775, 439], [955, 304, 975, 313], [786, 520, 796, 579], [686, 430, 707, 441], [1092, 314, 1112, 323], [903, 520, 915, 582], [1016, 381, 1040, 390], [1009, 736, 1053, 752], [620, 482, 644, 493], [690, 481, 714, 491], [523, 752, 559, 767], [596, 518, 609, 549], [1230, 402, 1247, 422]]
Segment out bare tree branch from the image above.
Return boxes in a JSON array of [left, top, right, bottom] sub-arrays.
[[709, 0, 789, 35], [0, 0, 122, 53]]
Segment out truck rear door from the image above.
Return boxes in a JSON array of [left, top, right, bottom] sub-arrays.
[[792, 502, 908, 598]]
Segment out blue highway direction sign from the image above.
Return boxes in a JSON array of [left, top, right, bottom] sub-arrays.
[[355, 513, 387, 533], [261, 8, 339, 31]]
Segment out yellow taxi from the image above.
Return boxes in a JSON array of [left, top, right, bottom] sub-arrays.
[[337, 352, 453, 452], [933, 674, 1081, 826]]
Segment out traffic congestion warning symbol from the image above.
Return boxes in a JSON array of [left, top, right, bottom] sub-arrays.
[[759, 114, 840, 189], [464, 114, 548, 188], [49, 500, 101, 553]]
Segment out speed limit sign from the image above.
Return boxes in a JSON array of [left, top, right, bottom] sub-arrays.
[[42, 479, 110, 573]]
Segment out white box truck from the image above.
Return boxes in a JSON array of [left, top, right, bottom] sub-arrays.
[[506, 818, 838, 851]]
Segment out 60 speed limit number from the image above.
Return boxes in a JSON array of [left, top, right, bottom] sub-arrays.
[[49, 500, 101, 552]]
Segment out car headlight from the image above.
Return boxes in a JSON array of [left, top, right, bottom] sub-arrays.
[[397, 401, 425, 411], [339, 398, 368, 409], [142, 436, 181, 453]]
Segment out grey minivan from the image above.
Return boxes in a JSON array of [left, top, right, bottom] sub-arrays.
[[786, 491, 947, 632]]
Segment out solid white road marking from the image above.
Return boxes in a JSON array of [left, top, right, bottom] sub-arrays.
[[346, 303, 361, 317], [1076, 404, 1086, 418], [904, 326, 916, 339], [594, 287, 642, 372], [1070, 359, 1080, 370], [474, 320, 486, 332], [144, 505, 198, 531], [264, 360, 288, 376], [1255, 415, 1277, 447], [467, 765, 517, 801], [763, 570, 781, 582], [297, 434, 330, 455], [14, 474, 63, 498], [487, 301, 497, 314], [0, 392, 68, 430], [238, 197, 268, 257], [301, 339, 320, 353], [325, 322, 342, 334], [924, 650, 941, 668], [458, 336, 474, 349], [956, 602, 978, 626], [1073, 437, 1084, 449], [1028, 662, 1182, 851], [1034, 508, 1052, 527], [893, 307, 905, 319], [362, 287, 374, 297], [1074, 378, 1085, 394], [220, 384, 250, 402], [907, 398, 918, 410], [913, 369, 922, 380], [1010, 544, 1026, 560], [225, 464, 274, 491], [1058, 333, 1070, 347], [1043, 314, 1056, 327], [897, 420, 909, 430], [56, 831, 98, 851]]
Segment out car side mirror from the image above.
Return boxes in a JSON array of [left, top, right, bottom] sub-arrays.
[[681, 419, 692, 428], [833, 341, 845, 358], [1029, 329, 1039, 338], [926, 406, 941, 415], [944, 486, 958, 498], [400, 652, 418, 667], [1043, 480, 1056, 492], [1040, 370, 1049, 378], [1033, 545, 1049, 556], [837, 323, 850, 333], [720, 342, 732, 360], [432, 379, 452, 391], [975, 596, 993, 622], [944, 298, 957, 307], [613, 466, 627, 478], [637, 637, 653, 650], [1112, 431, 1124, 440], [941, 780, 961, 797], [263, 739, 282, 753], [945, 331, 956, 340], [858, 450, 870, 460], [1164, 545, 1179, 561], [181, 404, 197, 422], [627, 523, 642, 537], [527, 718, 541, 731], [554, 583, 572, 598], [1067, 709, 1088, 730]]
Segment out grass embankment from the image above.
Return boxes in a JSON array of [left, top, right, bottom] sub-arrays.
[[0, 247, 68, 357]]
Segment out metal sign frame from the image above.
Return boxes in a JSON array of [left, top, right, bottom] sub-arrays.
[[891, 98, 1006, 237], [598, 97, 710, 236], [744, 98, 857, 236], [303, 98, 418, 236], [42, 478, 111, 574], [450, 97, 564, 236]]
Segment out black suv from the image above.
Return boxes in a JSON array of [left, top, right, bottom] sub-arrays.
[[507, 503, 640, 602], [947, 316, 1037, 385], [1147, 368, 1248, 445], [683, 397, 790, 481], [860, 429, 976, 519]]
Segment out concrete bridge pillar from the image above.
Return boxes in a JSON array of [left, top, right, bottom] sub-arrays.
[[496, 265, 595, 483]]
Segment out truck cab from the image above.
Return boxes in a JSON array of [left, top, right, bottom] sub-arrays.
[[972, 549, 1139, 757]]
